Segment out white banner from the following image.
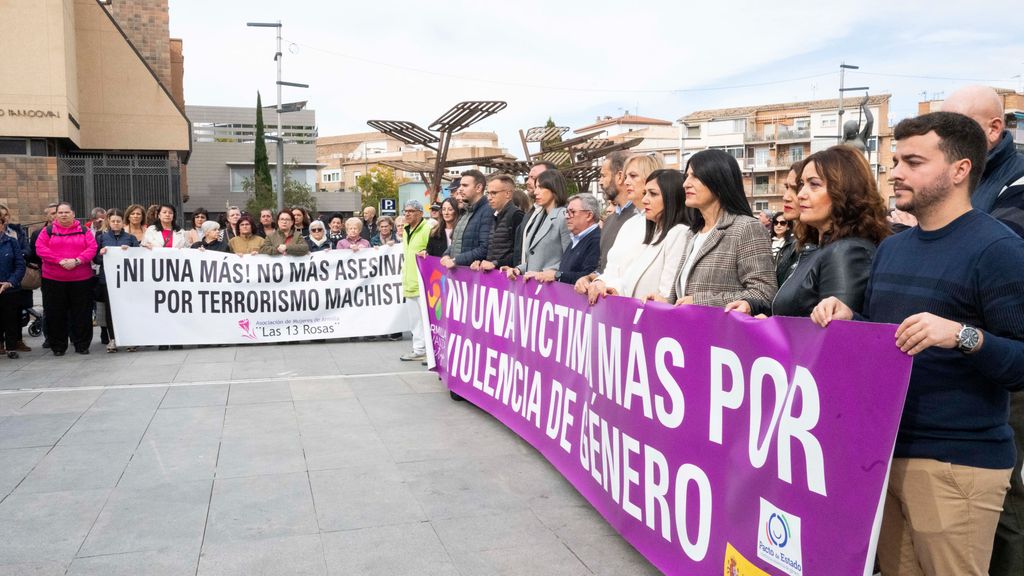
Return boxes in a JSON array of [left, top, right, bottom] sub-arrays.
[[103, 246, 411, 346]]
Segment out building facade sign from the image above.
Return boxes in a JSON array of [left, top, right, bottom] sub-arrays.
[[0, 109, 62, 119]]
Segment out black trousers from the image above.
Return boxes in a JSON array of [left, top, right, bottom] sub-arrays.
[[0, 289, 20, 350], [41, 278, 93, 353], [94, 282, 115, 340]]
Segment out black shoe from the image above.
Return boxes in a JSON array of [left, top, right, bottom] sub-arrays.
[[100, 329, 110, 345], [449, 391, 465, 402], [7, 351, 19, 359], [42, 339, 51, 349], [53, 350, 65, 357], [75, 347, 90, 355], [170, 345, 183, 350], [158, 345, 169, 351], [388, 333, 403, 341]]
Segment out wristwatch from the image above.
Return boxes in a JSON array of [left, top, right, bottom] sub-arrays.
[[555, 271, 562, 281], [956, 324, 981, 354]]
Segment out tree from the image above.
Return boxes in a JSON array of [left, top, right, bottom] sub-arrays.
[[356, 166, 402, 213], [250, 92, 275, 210], [243, 165, 317, 215], [541, 117, 579, 196]]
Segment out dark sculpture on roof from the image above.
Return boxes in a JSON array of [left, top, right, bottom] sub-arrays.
[[842, 95, 874, 152]]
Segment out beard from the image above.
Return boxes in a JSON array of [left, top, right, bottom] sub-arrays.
[[894, 171, 952, 215], [602, 182, 618, 202]]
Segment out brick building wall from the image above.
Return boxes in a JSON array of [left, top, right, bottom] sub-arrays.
[[0, 157, 59, 226], [106, 0, 172, 89]]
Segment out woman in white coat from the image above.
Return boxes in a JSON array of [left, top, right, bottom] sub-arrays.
[[142, 204, 188, 249], [586, 169, 689, 302]]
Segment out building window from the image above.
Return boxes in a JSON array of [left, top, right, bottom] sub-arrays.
[[789, 146, 804, 163], [820, 116, 837, 128], [753, 175, 770, 196], [230, 168, 253, 193], [663, 152, 678, 165], [322, 170, 341, 183], [891, 139, 897, 153], [686, 125, 700, 138], [0, 138, 28, 155], [795, 118, 811, 131], [721, 146, 744, 159], [753, 200, 769, 211], [708, 119, 744, 135]]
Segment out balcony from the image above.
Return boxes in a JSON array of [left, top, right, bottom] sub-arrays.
[[752, 184, 776, 196], [777, 128, 811, 141], [743, 157, 777, 172], [743, 128, 811, 143]]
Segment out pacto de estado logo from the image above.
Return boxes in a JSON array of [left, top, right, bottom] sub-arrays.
[[756, 498, 803, 576]]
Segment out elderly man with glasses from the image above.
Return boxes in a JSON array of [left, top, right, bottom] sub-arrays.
[[531, 193, 601, 285]]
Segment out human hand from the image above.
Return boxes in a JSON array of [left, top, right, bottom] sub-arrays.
[[725, 300, 752, 315], [575, 275, 592, 295], [277, 244, 287, 254], [469, 260, 482, 271], [674, 296, 694, 306], [810, 296, 853, 327], [506, 267, 520, 280], [895, 313, 963, 355], [479, 260, 496, 272], [587, 280, 608, 305], [440, 256, 456, 269], [531, 270, 556, 283], [100, 247, 108, 256]]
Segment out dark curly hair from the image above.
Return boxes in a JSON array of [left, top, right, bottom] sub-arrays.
[[795, 145, 889, 247]]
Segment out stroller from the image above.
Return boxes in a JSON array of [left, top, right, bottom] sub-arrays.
[[21, 306, 43, 338]]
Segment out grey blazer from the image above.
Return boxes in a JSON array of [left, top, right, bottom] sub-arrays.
[[517, 206, 571, 273], [667, 212, 777, 309]]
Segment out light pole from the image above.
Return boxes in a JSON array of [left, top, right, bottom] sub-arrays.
[[247, 21, 309, 212]]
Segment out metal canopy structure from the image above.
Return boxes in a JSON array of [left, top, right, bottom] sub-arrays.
[[517, 124, 647, 191], [368, 100, 507, 202]]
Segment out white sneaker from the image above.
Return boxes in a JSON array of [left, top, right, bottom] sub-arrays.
[[106, 340, 117, 353], [400, 352, 426, 361]]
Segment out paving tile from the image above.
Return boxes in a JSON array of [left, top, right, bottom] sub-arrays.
[[293, 399, 370, 435], [0, 412, 81, 449], [90, 387, 167, 413], [57, 409, 154, 446], [531, 504, 617, 547], [159, 384, 229, 408], [0, 447, 49, 497], [142, 405, 225, 444], [196, 533, 326, 576], [130, 349, 189, 366], [78, 481, 212, 557], [0, 393, 39, 417], [0, 560, 68, 576], [300, 425, 392, 471], [348, 376, 415, 397], [449, 541, 592, 576], [118, 438, 220, 488], [184, 347, 236, 364], [566, 534, 662, 576], [432, 510, 557, 554], [226, 381, 292, 405], [14, 390, 101, 415], [0, 488, 110, 563], [320, 522, 459, 576], [66, 548, 198, 576], [173, 362, 233, 383], [289, 379, 354, 401], [215, 434, 307, 479], [203, 472, 318, 545], [17, 443, 135, 494], [229, 361, 293, 381], [399, 458, 527, 521], [222, 402, 298, 439], [309, 464, 425, 531], [400, 372, 447, 394]]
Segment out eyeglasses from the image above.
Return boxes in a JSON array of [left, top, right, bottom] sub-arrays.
[[565, 208, 592, 218], [310, 228, 324, 232], [773, 221, 787, 226]]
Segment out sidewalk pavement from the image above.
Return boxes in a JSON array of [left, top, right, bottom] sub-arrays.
[[0, 333, 661, 575]]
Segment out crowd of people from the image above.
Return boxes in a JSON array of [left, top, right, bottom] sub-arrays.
[[2, 85, 1024, 575]]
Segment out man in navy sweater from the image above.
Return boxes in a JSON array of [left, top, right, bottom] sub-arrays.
[[813, 111, 1024, 576], [528, 193, 601, 285]]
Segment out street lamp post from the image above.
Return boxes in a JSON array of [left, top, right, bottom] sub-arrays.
[[247, 21, 309, 212]]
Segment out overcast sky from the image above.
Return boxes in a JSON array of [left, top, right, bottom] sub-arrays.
[[169, 0, 1024, 149]]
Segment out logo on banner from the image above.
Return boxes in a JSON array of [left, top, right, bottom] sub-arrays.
[[757, 498, 803, 576], [238, 319, 258, 340], [425, 268, 447, 320]]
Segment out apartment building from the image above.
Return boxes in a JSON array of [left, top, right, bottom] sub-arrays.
[[573, 114, 682, 169], [679, 95, 893, 212], [917, 88, 1024, 152]]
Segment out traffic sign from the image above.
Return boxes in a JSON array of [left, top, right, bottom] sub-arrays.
[[379, 198, 397, 216]]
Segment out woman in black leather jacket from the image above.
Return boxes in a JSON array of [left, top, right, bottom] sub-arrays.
[[728, 145, 889, 317]]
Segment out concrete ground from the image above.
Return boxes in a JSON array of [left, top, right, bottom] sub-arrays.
[[0, 330, 661, 576]]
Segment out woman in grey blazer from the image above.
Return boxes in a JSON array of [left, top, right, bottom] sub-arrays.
[[666, 149, 777, 310], [507, 170, 571, 278]]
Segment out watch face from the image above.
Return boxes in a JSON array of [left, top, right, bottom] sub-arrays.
[[960, 326, 980, 351]]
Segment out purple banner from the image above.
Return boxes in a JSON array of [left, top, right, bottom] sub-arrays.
[[418, 256, 911, 576]]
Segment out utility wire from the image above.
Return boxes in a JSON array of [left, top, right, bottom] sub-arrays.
[[283, 38, 833, 94]]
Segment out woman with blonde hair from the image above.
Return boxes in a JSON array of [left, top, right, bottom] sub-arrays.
[[579, 153, 664, 298]]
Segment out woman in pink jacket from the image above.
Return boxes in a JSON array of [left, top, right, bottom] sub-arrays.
[[34, 202, 98, 356]]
